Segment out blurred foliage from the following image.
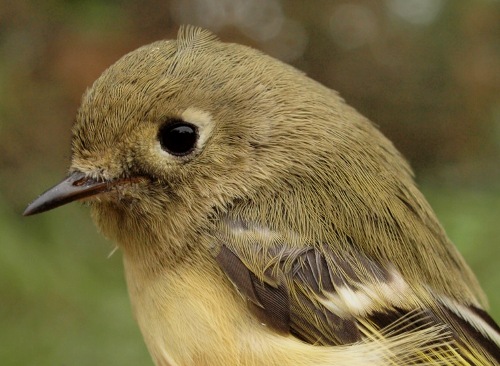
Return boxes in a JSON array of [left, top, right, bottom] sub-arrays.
[[0, 0, 499, 365]]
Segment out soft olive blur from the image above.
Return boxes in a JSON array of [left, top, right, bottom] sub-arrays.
[[1, 1, 498, 365]]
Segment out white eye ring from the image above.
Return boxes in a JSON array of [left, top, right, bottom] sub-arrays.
[[180, 107, 213, 150]]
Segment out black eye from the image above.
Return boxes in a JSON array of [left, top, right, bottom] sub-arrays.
[[158, 120, 198, 156]]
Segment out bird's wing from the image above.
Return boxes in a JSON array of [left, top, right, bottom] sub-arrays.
[[214, 220, 500, 365]]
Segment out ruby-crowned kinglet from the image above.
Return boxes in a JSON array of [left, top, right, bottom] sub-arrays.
[[25, 27, 499, 366]]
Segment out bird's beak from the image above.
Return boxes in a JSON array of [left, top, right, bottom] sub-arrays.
[[23, 171, 112, 216]]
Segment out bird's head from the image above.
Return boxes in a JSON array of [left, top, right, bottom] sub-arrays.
[[24, 27, 341, 256]]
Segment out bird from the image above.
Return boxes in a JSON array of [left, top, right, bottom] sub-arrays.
[[24, 26, 499, 366]]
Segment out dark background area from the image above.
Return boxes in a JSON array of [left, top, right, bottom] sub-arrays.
[[1, 0, 499, 364]]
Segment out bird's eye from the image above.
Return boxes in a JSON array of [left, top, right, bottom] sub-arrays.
[[158, 120, 198, 156]]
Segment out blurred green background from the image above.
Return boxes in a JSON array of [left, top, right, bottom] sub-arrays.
[[1, 0, 499, 365]]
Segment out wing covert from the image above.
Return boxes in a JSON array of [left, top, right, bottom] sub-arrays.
[[213, 220, 500, 364]]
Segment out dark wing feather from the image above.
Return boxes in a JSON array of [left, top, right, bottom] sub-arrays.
[[216, 245, 291, 333], [214, 221, 500, 364]]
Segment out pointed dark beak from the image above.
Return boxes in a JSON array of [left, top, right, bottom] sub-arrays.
[[23, 171, 112, 216]]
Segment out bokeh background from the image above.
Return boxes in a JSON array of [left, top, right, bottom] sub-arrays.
[[1, 0, 499, 364]]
